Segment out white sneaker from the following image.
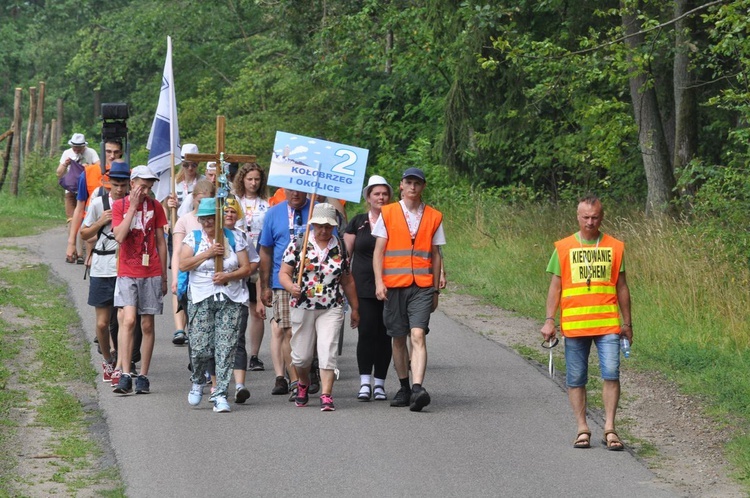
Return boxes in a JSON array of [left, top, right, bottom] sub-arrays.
[[213, 396, 231, 413], [188, 383, 203, 406]]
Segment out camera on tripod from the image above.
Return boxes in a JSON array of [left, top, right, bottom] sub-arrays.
[[100, 103, 130, 169]]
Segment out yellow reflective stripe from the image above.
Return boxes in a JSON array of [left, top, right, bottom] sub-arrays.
[[561, 285, 616, 298], [563, 317, 621, 330], [562, 304, 618, 318]]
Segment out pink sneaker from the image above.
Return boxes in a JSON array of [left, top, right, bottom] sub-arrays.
[[295, 383, 309, 407], [320, 394, 335, 412], [102, 361, 115, 383], [110, 369, 122, 387]]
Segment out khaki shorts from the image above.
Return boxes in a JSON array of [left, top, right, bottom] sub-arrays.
[[272, 289, 291, 329], [290, 307, 344, 370]]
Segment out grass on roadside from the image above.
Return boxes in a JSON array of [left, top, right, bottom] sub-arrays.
[[0, 263, 123, 495], [0, 191, 66, 237], [443, 197, 750, 485]]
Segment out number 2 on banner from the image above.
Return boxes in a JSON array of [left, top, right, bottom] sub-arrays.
[[331, 149, 357, 176]]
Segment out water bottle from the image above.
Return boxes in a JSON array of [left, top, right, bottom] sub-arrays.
[[621, 337, 631, 358]]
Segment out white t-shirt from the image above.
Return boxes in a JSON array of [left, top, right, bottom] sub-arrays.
[[183, 229, 249, 305], [240, 196, 270, 249], [59, 147, 100, 193], [59, 147, 100, 166], [83, 194, 118, 277], [371, 200, 446, 245]]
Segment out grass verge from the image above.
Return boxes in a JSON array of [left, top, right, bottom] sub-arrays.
[[0, 263, 124, 496], [443, 197, 750, 486], [0, 191, 66, 237]]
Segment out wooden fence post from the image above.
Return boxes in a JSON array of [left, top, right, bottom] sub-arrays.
[[34, 81, 45, 153], [11, 87, 22, 196], [25, 86, 37, 157]]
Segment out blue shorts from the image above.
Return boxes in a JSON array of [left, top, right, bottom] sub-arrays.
[[564, 334, 620, 388], [88, 276, 116, 308]]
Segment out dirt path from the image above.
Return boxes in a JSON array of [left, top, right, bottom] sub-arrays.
[[440, 290, 745, 498]]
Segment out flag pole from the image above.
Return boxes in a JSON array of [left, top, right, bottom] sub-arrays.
[[296, 162, 322, 287], [167, 36, 177, 230]]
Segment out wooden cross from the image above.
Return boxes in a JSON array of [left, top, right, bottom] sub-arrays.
[[184, 115, 255, 272]]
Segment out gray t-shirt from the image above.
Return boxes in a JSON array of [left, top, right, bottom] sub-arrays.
[[83, 195, 118, 277]]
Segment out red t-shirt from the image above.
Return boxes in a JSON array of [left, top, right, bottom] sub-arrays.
[[112, 197, 167, 278]]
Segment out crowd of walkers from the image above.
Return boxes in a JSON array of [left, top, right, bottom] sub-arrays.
[[65, 135, 447, 414], [63, 132, 634, 450]]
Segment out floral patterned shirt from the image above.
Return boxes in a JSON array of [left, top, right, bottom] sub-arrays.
[[282, 233, 348, 310]]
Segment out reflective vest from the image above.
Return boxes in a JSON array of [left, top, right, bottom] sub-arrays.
[[381, 202, 442, 288], [84, 162, 110, 209], [555, 233, 624, 337]]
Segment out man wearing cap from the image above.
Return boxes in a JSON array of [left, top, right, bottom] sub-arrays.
[[259, 188, 311, 395], [372, 167, 446, 412], [65, 139, 124, 264], [79, 161, 136, 383], [57, 133, 100, 263], [111, 165, 168, 395]]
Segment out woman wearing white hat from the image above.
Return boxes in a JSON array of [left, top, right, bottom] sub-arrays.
[[279, 203, 360, 411], [344, 175, 394, 401]]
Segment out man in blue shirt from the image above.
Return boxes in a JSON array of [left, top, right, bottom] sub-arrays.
[[259, 189, 310, 395]]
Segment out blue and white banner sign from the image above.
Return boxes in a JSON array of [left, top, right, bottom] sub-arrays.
[[268, 131, 368, 202]]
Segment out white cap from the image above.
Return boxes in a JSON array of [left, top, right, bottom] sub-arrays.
[[181, 143, 199, 160], [130, 165, 158, 180], [206, 161, 217, 172]]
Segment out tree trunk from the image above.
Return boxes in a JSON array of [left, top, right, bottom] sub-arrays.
[[622, 5, 675, 215], [11, 88, 22, 196], [673, 0, 699, 194], [43, 122, 50, 155], [25, 87, 37, 157], [385, 29, 393, 74], [49, 118, 58, 158], [56, 98, 64, 146]]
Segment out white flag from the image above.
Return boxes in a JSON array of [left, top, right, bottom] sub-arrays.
[[147, 36, 180, 201]]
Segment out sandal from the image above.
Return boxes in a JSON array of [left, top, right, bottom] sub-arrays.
[[573, 430, 591, 449], [602, 430, 625, 451], [373, 385, 387, 401], [65, 253, 77, 264], [76, 256, 85, 265], [357, 384, 372, 401]]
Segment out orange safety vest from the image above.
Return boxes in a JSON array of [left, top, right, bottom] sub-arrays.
[[555, 233, 624, 337], [84, 162, 111, 209], [381, 202, 442, 288]]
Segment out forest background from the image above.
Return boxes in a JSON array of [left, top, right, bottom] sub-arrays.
[[1, 0, 749, 488]]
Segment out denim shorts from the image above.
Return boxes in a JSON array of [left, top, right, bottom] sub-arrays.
[[564, 334, 620, 388]]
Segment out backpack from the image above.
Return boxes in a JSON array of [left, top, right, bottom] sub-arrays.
[[176, 228, 237, 300], [92, 194, 117, 256]]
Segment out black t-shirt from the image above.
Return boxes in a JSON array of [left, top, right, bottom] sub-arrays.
[[345, 213, 378, 299]]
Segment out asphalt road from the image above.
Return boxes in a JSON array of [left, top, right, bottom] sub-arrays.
[[35, 227, 676, 497]]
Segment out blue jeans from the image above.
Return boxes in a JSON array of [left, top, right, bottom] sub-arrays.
[[564, 334, 620, 388]]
